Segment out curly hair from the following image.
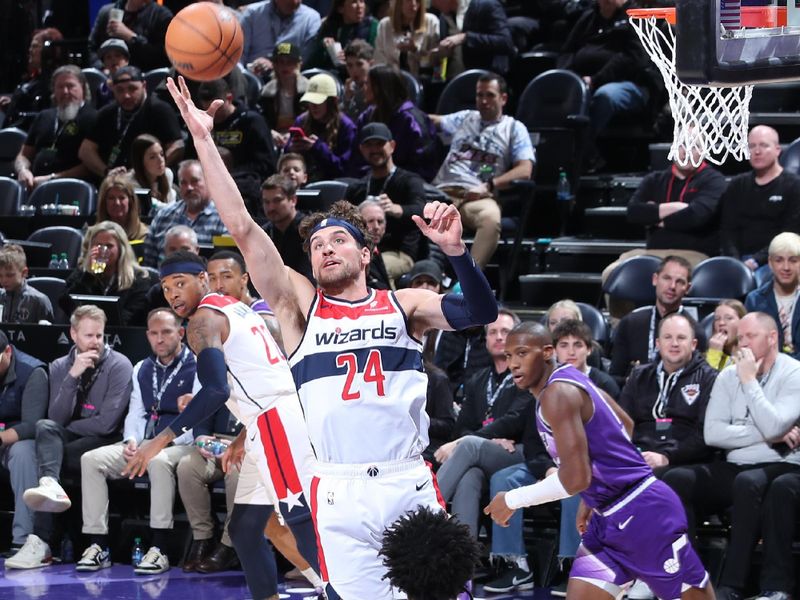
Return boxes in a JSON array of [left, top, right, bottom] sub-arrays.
[[380, 506, 482, 600], [298, 199, 374, 254]]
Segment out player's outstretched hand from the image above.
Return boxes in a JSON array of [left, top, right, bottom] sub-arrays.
[[412, 201, 464, 256], [166, 76, 221, 140], [121, 439, 161, 479], [484, 491, 515, 527]]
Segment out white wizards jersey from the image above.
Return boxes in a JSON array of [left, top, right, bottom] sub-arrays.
[[199, 293, 296, 425], [289, 288, 430, 464]]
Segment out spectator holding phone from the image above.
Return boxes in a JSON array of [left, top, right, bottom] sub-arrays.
[[259, 43, 309, 147], [288, 73, 356, 181]]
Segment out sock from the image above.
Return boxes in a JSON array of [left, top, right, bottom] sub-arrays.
[[514, 556, 530, 572], [301, 567, 323, 588], [89, 534, 109, 549], [151, 528, 170, 551]]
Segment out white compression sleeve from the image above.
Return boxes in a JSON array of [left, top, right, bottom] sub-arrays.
[[504, 471, 571, 509]]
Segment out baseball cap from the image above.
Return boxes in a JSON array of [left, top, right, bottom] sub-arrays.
[[300, 74, 339, 105], [98, 38, 130, 59], [111, 65, 144, 84], [408, 260, 444, 285], [272, 42, 301, 62], [359, 122, 393, 144]]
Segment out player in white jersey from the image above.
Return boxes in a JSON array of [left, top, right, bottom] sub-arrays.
[[166, 75, 499, 599], [123, 251, 330, 600]]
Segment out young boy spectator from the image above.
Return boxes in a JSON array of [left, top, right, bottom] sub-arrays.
[[277, 152, 309, 188], [342, 39, 374, 122], [0, 245, 54, 324]]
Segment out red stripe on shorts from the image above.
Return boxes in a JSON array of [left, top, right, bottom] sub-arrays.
[[425, 460, 447, 509], [266, 408, 303, 493], [309, 476, 329, 581], [257, 410, 287, 499]]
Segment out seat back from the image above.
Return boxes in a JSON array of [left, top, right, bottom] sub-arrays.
[[241, 68, 263, 109], [0, 177, 25, 215], [27, 226, 84, 268], [781, 135, 800, 175], [82, 67, 108, 107], [435, 69, 489, 115], [400, 70, 423, 106], [26, 276, 68, 324], [602, 255, 662, 306], [576, 301, 609, 348], [699, 311, 715, 341], [144, 67, 170, 93], [28, 178, 97, 216], [0, 128, 27, 178], [301, 180, 349, 212], [687, 256, 756, 300]]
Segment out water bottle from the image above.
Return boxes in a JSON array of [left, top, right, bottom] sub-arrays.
[[197, 439, 228, 456], [57, 252, 69, 270], [48, 254, 59, 270], [556, 168, 572, 236], [131, 536, 144, 567], [479, 164, 495, 189]]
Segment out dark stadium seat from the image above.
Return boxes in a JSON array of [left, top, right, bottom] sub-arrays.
[[602, 255, 662, 308]]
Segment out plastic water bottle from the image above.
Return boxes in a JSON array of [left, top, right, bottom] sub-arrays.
[[57, 252, 69, 270], [131, 537, 144, 567], [556, 168, 572, 236], [48, 254, 59, 270], [479, 164, 495, 187], [197, 439, 228, 456]]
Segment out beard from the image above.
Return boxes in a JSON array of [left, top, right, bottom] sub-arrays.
[[316, 259, 361, 291], [57, 101, 81, 122]]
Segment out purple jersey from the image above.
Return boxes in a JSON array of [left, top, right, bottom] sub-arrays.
[[537, 364, 652, 509], [250, 298, 274, 317]]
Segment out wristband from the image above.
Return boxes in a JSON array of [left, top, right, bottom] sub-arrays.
[[504, 471, 571, 509]]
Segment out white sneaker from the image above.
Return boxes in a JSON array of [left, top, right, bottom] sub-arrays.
[[134, 547, 170, 575], [4, 534, 53, 569], [627, 579, 655, 599], [75, 544, 111, 572], [22, 477, 72, 513]]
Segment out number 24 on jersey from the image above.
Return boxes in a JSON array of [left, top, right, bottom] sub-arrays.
[[336, 350, 386, 401]]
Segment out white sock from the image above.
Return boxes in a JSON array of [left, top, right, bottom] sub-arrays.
[[301, 567, 323, 588], [514, 556, 530, 572]]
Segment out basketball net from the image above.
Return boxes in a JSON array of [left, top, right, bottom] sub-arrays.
[[628, 10, 752, 167]]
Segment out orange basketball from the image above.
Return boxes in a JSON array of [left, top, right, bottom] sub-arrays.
[[165, 2, 243, 82]]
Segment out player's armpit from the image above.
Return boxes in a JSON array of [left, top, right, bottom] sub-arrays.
[[541, 382, 593, 495]]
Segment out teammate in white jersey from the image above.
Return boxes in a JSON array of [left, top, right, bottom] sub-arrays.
[[123, 251, 329, 600], [166, 75, 499, 599]]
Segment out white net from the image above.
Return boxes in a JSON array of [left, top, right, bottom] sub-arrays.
[[629, 13, 753, 167]]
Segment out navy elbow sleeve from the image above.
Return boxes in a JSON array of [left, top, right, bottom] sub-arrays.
[[168, 348, 230, 435], [442, 251, 498, 329]]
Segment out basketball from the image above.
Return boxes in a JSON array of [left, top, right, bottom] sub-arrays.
[[165, 2, 243, 82]]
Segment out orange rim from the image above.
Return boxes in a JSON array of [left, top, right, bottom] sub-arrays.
[[627, 7, 676, 24]]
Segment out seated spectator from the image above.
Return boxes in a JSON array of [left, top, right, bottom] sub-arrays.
[[0, 331, 48, 555], [145, 225, 200, 311], [433, 325, 492, 402], [374, 0, 440, 77], [309, 0, 378, 70], [127, 133, 177, 210], [358, 198, 391, 289], [143, 160, 229, 268], [429, 0, 465, 80], [609, 255, 707, 381], [553, 319, 618, 398], [14, 65, 96, 190], [721, 128, 800, 286], [258, 43, 310, 146], [433, 309, 531, 538], [76, 308, 196, 574], [431, 72, 534, 269], [79, 66, 184, 178], [96, 174, 149, 241], [59, 221, 156, 327], [0, 245, 54, 324], [240, 0, 321, 73], [422, 359, 455, 465], [434, 0, 514, 75], [351, 64, 440, 181], [6, 305, 132, 570], [706, 299, 746, 371], [663, 312, 800, 600], [342, 39, 374, 122], [1, 28, 66, 129], [347, 123, 426, 283], [94, 39, 130, 108], [277, 152, 309, 188], [288, 73, 356, 181], [260, 174, 314, 282], [89, 0, 173, 72], [616, 311, 718, 600], [745, 232, 800, 361]]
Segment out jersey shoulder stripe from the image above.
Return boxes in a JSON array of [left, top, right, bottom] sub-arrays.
[[199, 294, 239, 311], [314, 289, 396, 320]]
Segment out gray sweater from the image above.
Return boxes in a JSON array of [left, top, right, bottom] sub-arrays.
[[48, 346, 133, 437], [704, 353, 800, 465]]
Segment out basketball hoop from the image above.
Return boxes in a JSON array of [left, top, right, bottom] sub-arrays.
[[628, 7, 753, 167]]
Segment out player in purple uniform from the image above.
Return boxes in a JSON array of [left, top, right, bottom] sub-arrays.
[[485, 322, 715, 600]]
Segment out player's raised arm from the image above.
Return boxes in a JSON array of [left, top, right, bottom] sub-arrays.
[[165, 76, 309, 316], [398, 201, 498, 337]]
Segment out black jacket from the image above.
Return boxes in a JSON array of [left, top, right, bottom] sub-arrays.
[[618, 351, 718, 465], [454, 365, 532, 438], [461, 0, 516, 74]]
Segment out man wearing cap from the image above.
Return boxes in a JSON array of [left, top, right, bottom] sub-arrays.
[[89, 0, 173, 72], [259, 43, 309, 143], [431, 71, 534, 269], [240, 0, 321, 74], [408, 259, 445, 293], [346, 122, 428, 285], [95, 39, 130, 108], [79, 65, 184, 179], [15, 65, 97, 190]]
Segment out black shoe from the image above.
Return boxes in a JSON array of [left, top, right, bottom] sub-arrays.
[[483, 564, 534, 593], [195, 543, 239, 573], [716, 586, 744, 600], [182, 539, 214, 573]]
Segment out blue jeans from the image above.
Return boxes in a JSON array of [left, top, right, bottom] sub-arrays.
[[0, 440, 38, 545], [489, 464, 583, 559], [590, 81, 649, 135]]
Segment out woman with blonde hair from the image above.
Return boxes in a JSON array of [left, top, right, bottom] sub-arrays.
[[96, 174, 148, 241], [373, 0, 439, 77], [545, 299, 582, 331], [59, 221, 156, 326], [706, 299, 747, 370]]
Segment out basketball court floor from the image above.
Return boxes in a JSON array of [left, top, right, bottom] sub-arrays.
[[0, 561, 561, 600]]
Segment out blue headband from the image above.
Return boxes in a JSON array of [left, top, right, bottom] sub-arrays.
[[309, 218, 366, 246], [159, 261, 206, 278]]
